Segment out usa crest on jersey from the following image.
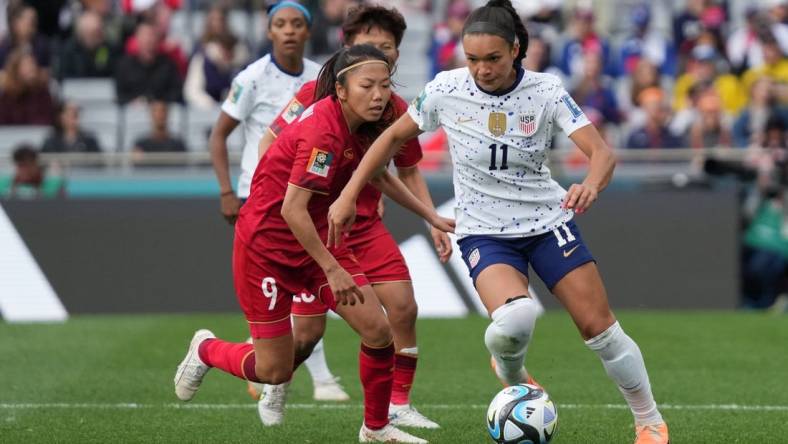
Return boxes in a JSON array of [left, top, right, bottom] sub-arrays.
[[519, 114, 536, 136]]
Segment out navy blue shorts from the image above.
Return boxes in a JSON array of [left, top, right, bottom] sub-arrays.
[[457, 220, 595, 290]]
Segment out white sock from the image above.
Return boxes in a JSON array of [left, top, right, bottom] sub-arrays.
[[585, 321, 663, 426], [303, 338, 335, 384], [485, 297, 539, 385]]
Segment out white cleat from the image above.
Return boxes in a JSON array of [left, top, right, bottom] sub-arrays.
[[389, 404, 440, 429], [359, 423, 428, 443], [257, 382, 289, 426], [174, 329, 215, 401], [314, 376, 350, 401]]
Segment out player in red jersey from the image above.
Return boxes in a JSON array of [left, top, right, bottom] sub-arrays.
[[251, 5, 450, 430], [173, 45, 453, 443]]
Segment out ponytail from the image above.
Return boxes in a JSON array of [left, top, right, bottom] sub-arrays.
[[462, 0, 529, 67]]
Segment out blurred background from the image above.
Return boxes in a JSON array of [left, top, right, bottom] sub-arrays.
[[0, 0, 787, 322]]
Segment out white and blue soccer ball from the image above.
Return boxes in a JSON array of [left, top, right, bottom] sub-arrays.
[[486, 384, 558, 444]]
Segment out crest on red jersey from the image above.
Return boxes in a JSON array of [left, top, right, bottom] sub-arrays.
[[307, 148, 333, 177]]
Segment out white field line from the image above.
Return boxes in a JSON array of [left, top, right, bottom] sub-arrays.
[[0, 403, 787, 412]]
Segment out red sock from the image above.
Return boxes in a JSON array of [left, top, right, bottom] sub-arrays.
[[359, 342, 395, 430], [197, 338, 260, 383], [391, 353, 417, 405]]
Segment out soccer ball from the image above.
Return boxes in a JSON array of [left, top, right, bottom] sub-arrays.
[[486, 384, 558, 444]]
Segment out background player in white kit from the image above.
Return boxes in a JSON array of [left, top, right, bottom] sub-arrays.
[[328, 1, 670, 443], [208, 1, 348, 403]]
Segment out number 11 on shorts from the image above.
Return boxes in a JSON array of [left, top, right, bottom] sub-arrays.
[[261, 277, 278, 311]]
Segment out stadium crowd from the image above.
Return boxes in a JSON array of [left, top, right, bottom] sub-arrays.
[[0, 0, 782, 156]]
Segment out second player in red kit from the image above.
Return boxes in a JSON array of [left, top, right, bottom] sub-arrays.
[[173, 45, 453, 444]]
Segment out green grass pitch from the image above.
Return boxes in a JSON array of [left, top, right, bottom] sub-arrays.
[[1, 312, 787, 443]]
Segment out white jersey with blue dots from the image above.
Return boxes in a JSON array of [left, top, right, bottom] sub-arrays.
[[407, 67, 591, 238]]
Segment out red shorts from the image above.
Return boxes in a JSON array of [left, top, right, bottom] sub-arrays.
[[292, 219, 411, 317], [233, 236, 369, 339]]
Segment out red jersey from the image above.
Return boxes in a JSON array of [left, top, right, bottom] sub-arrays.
[[269, 80, 423, 225], [236, 96, 364, 268]]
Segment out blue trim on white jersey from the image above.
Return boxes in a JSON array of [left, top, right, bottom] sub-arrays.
[[474, 65, 525, 97], [271, 54, 305, 77]]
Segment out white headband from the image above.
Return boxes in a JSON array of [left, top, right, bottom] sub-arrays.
[[336, 60, 390, 78]]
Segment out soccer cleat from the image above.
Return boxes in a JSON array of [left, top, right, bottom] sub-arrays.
[[389, 404, 440, 429], [257, 382, 290, 426], [358, 423, 428, 443], [489, 356, 543, 389], [174, 329, 215, 401], [634, 422, 670, 444], [314, 376, 351, 401]]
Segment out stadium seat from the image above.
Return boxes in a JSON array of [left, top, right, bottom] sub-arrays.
[[61, 78, 116, 105], [0, 126, 50, 156]]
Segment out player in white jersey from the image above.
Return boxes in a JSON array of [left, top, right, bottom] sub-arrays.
[[327, 1, 670, 443], [208, 1, 348, 404]]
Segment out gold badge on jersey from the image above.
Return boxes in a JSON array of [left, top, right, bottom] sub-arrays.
[[488, 112, 507, 137]]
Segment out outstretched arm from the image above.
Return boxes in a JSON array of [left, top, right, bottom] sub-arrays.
[[370, 170, 454, 232]]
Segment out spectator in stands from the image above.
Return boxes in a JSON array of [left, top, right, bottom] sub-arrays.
[[740, 114, 787, 309], [2, 144, 65, 199], [733, 77, 788, 147], [304, 0, 358, 57], [184, 5, 249, 109], [673, 0, 726, 65], [673, 44, 745, 115], [121, 0, 182, 13], [24, 0, 68, 38], [571, 51, 621, 125], [41, 101, 102, 153], [132, 100, 187, 153], [558, 8, 615, 84], [617, 59, 665, 118], [57, 11, 118, 79], [689, 90, 732, 148], [522, 34, 562, 79], [123, 1, 188, 77], [0, 48, 55, 125], [766, 0, 788, 53], [741, 36, 788, 102], [115, 21, 183, 105], [0, 3, 50, 77], [617, 3, 677, 78], [726, 6, 769, 76], [429, 0, 470, 76], [626, 87, 685, 149]]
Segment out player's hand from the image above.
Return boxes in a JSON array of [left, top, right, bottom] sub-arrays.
[[376, 197, 385, 218], [327, 196, 357, 248], [430, 226, 453, 263], [325, 264, 365, 306], [562, 182, 599, 215], [220, 192, 242, 225], [428, 213, 455, 234]]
